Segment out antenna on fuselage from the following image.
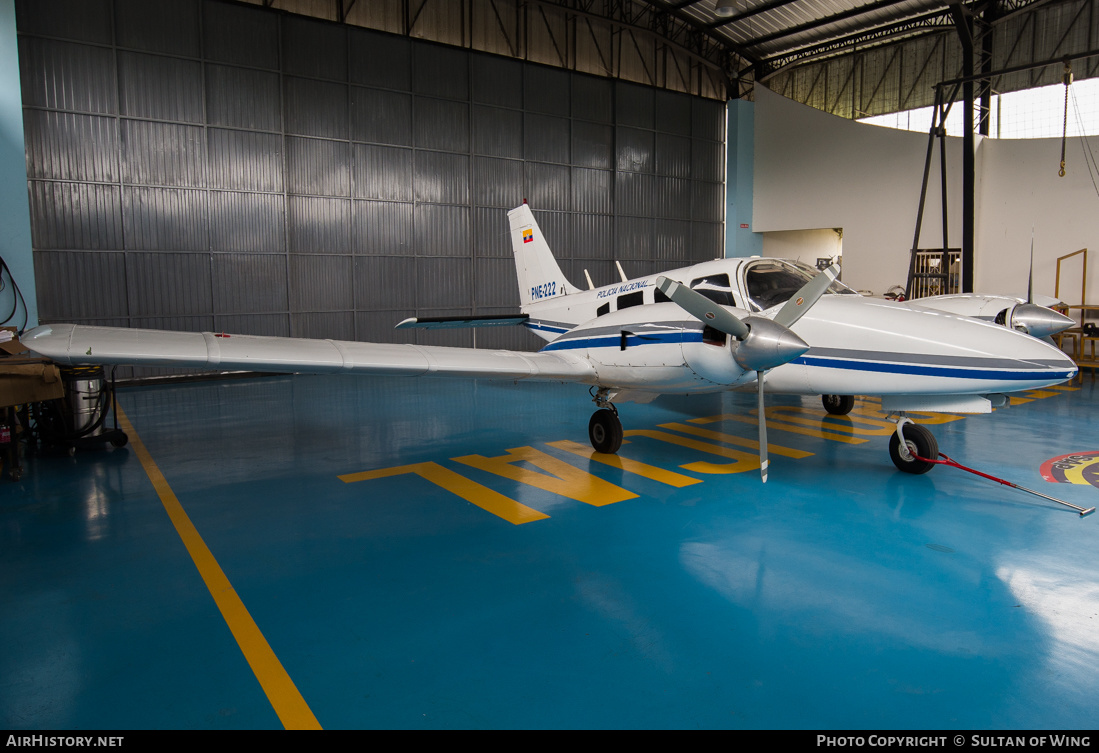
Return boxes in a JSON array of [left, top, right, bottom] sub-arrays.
[[584, 269, 595, 290], [615, 260, 628, 283]]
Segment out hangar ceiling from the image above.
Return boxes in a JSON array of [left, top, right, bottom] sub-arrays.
[[245, 0, 1099, 118]]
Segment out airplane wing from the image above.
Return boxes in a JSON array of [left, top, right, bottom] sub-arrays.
[[22, 324, 595, 382]]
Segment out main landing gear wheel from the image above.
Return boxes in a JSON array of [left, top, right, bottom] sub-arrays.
[[888, 422, 939, 474], [588, 409, 623, 454], [821, 394, 855, 415]]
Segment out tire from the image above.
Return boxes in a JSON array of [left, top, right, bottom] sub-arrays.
[[888, 423, 939, 474], [822, 394, 855, 415], [588, 409, 623, 454]]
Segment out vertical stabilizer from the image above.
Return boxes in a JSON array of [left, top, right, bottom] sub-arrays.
[[508, 204, 579, 308]]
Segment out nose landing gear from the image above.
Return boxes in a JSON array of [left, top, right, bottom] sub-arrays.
[[889, 418, 939, 474], [588, 387, 623, 454]]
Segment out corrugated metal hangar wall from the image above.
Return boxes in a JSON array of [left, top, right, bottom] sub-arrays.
[[17, 0, 726, 361]]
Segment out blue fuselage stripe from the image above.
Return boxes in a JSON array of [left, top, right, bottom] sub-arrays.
[[793, 355, 1073, 381], [541, 334, 1072, 382]]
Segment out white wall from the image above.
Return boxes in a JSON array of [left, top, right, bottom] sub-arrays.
[[976, 137, 1099, 305], [760, 228, 842, 267], [753, 85, 1099, 302]]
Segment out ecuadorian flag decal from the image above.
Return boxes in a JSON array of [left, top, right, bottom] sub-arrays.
[[522, 228, 533, 243]]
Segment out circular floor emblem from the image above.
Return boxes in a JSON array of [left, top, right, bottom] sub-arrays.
[[1040, 451, 1099, 487]]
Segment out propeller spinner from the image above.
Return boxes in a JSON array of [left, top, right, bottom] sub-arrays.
[[656, 264, 840, 482]]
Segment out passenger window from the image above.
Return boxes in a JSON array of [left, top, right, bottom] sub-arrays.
[[597, 302, 610, 317], [690, 274, 734, 306], [617, 291, 643, 310]]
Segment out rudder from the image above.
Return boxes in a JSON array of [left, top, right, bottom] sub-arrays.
[[508, 203, 579, 308]]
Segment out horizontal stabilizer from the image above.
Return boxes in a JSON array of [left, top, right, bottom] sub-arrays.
[[395, 314, 529, 330]]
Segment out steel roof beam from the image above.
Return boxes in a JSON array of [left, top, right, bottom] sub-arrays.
[[705, 0, 805, 29], [753, 10, 953, 76], [738, 0, 927, 49]]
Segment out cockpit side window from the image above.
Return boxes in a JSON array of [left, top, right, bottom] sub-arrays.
[[689, 274, 734, 306], [742, 260, 858, 312], [744, 263, 811, 310]]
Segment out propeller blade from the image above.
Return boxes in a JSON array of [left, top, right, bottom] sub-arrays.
[[657, 275, 809, 372], [773, 264, 840, 329], [1027, 231, 1034, 304], [656, 276, 749, 339], [757, 371, 769, 483]]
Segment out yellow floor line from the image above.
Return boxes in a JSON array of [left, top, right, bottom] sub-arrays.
[[115, 405, 322, 730]]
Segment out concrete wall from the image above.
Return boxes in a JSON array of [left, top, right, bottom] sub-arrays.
[[760, 228, 843, 271], [754, 84, 962, 296], [725, 98, 762, 258], [976, 136, 1099, 305], [753, 84, 1099, 304]]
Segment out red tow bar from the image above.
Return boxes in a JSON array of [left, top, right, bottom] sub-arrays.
[[911, 450, 1096, 517]]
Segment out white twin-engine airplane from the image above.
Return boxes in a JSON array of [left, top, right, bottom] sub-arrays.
[[23, 203, 1078, 483]]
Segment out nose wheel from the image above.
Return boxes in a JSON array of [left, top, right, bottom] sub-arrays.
[[888, 420, 939, 474], [588, 408, 623, 454]]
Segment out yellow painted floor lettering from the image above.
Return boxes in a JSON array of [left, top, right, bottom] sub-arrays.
[[767, 406, 896, 436], [454, 447, 638, 506], [690, 413, 867, 445], [656, 422, 812, 459], [115, 406, 322, 730], [546, 439, 702, 487], [339, 462, 548, 524], [1023, 389, 1061, 399], [623, 430, 761, 474], [847, 401, 964, 425]]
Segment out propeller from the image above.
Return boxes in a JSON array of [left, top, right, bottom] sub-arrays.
[[1027, 230, 1034, 304], [656, 264, 840, 483], [1011, 232, 1073, 336]]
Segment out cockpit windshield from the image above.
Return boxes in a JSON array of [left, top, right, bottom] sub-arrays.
[[743, 260, 856, 311]]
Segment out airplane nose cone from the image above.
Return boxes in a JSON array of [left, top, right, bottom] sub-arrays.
[[1011, 303, 1075, 338], [734, 317, 810, 371]]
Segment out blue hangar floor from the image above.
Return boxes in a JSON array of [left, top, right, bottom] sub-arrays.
[[1, 373, 1098, 730]]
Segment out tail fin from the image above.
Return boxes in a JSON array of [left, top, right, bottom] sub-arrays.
[[508, 203, 580, 308]]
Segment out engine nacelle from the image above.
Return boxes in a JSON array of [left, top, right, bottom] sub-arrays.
[[997, 303, 1075, 338], [682, 334, 744, 385]]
